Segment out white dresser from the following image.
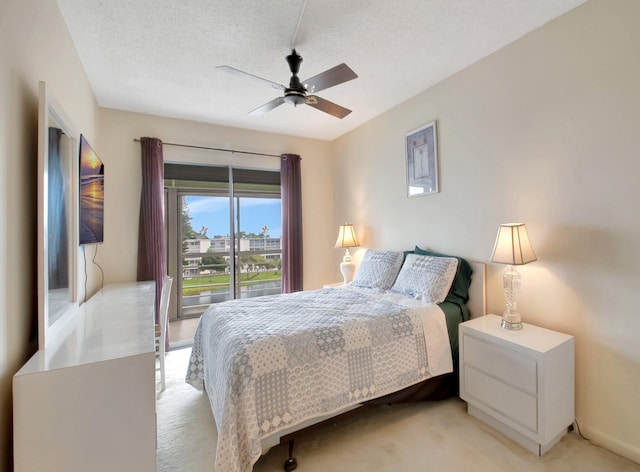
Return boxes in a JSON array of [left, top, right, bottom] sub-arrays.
[[459, 314, 574, 455], [13, 282, 157, 472]]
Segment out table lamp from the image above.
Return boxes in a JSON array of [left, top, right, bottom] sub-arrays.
[[491, 223, 537, 330], [335, 223, 360, 284]]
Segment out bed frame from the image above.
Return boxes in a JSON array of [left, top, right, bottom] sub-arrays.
[[273, 261, 486, 471]]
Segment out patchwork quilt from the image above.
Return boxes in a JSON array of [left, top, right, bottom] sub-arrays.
[[186, 286, 453, 472]]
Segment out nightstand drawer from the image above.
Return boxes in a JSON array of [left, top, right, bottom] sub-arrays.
[[463, 334, 537, 395], [464, 365, 538, 432]]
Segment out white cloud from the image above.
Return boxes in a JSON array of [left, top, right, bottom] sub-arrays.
[[186, 197, 229, 215]]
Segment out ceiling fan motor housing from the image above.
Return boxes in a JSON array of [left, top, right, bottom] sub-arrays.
[[286, 49, 303, 75]]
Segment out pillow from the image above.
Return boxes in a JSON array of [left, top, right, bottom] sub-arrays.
[[413, 246, 473, 305], [390, 254, 459, 303], [351, 250, 404, 290]]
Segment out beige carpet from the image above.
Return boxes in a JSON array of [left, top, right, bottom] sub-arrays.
[[157, 348, 639, 471]]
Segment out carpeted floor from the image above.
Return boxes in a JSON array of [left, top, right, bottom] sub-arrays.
[[156, 348, 639, 472]]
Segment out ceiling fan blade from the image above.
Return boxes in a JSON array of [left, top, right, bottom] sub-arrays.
[[305, 95, 352, 119], [216, 66, 285, 91], [249, 97, 286, 115], [303, 64, 358, 93]]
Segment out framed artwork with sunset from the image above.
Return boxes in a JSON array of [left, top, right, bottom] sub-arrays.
[[79, 134, 104, 245]]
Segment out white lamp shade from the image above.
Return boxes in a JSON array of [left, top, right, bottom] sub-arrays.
[[491, 223, 537, 265], [335, 224, 360, 248]]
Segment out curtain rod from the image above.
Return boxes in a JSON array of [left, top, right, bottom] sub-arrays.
[[133, 138, 282, 158]]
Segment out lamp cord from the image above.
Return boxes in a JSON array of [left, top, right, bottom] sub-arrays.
[[572, 418, 588, 440]]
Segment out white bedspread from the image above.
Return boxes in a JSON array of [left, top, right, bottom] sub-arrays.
[[186, 286, 452, 472]]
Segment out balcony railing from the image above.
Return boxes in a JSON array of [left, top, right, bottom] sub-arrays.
[[179, 252, 282, 317]]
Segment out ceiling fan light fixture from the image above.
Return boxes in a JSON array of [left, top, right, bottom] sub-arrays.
[[284, 92, 306, 106]]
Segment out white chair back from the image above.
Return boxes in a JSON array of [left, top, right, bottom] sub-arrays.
[[157, 275, 173, 392]]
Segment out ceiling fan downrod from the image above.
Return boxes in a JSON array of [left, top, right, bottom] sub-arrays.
[[284, 49, 306, 106]]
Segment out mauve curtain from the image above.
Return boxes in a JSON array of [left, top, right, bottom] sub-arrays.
[[280, 154, 303, 293], [137, 137, 168, 345]]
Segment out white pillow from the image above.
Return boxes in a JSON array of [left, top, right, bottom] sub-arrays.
[[351, 250, 404, 290], [390, 254, 459, 303]]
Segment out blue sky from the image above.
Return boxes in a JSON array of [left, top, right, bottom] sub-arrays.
[[185, 196, 282, 238]]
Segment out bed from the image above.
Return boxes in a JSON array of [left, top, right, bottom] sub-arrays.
[[186, 248, 486, 472]]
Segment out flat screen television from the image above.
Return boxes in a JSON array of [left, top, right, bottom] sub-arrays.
[[79, 134, 104, 245]]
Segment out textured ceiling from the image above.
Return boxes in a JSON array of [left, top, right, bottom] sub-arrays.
[[55, 0, 586, 141]]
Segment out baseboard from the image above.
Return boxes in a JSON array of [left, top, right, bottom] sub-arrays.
[[580, 424, 640, 465]]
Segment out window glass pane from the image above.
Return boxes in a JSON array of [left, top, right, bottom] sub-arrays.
[[180, 195, 233, 317], [237, 197, 282, 299]]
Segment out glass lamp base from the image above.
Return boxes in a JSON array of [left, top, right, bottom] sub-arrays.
[[501, 311, 523, 330], [501, 317, 523, 330], [501, 266, 523, 330]]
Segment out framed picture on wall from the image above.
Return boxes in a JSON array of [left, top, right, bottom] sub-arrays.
[[405, 121, 438, 197]]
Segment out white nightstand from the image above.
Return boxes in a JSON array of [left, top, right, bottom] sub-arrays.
[[323, 282, 345, 288], [459, 314, 574, 455]]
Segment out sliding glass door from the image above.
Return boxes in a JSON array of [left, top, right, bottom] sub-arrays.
[[165, 165, 281, 319]]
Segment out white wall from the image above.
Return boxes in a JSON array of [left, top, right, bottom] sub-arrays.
[[0, 0, 99, 467], [97, 108, 335, 292], [332, 0, 639, 463]]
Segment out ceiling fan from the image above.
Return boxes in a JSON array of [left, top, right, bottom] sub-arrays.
[[217, 49, 358, 119]]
